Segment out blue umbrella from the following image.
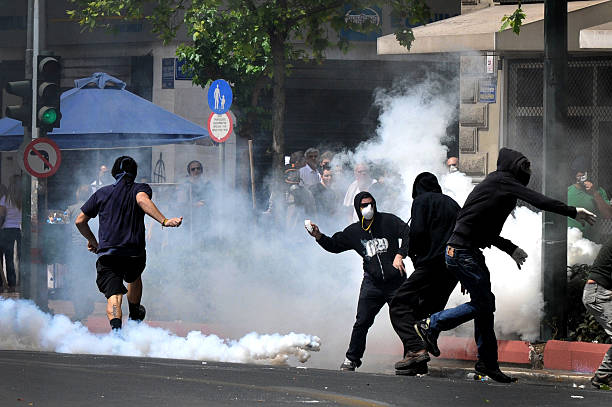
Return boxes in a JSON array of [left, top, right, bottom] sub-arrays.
[[0, 72, 211, 151]]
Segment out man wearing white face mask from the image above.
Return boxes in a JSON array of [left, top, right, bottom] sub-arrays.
[[568, 156, 612, 242], [306, 191, 409, 371]]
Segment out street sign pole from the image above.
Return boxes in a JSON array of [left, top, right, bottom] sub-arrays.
[[541, 0, 568, 340], [207, 80, 233, 190]]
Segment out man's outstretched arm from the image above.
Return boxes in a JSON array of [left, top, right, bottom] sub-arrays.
[[136, 192, 182, 227]]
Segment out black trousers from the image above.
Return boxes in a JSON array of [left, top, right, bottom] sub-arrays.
[[346, 275, 403, 364], [389, 256, 458, 355], [0, 228, 21, 288]]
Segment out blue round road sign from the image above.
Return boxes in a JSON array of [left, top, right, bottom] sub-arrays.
[[207, 79, 233, 114]]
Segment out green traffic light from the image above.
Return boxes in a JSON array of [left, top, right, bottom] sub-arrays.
[[40, 107, 57, 125]]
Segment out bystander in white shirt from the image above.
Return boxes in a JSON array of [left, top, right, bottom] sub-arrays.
[[299, 165, 322, 187]]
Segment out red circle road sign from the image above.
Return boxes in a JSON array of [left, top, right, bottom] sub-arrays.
[[207, 112, 233, 143], [23, 137, 62, 178]]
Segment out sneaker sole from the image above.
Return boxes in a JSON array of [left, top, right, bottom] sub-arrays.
[[394, 353, 431, 370], [395, 363, 428, 376], [414, 322, 440, 357]]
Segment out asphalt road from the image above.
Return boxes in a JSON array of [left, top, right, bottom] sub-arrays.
[[0, 350, 609, 406]]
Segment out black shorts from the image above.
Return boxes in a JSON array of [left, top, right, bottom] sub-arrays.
[[96, 255, 146, 298]]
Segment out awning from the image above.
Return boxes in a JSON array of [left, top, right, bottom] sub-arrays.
[[580, 21, 612, 48], [0, 72, 212, 151], [378, 0, 612, 55]]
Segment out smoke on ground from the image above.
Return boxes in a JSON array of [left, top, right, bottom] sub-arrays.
[[0, 297, 319, 364]]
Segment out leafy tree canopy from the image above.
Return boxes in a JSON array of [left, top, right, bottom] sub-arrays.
[[67, 0, 430, 168]]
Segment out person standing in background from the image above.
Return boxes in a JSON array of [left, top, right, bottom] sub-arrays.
[[299, 148, 322, 187], [568, 156, 612, 242], [0, 175, 22, 293], [91, 164, 111, 193]]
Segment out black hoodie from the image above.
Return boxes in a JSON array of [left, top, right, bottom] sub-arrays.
[[408, 172, 460, 267], [448, 148, 578, 254], [317, 191, 408, 283]]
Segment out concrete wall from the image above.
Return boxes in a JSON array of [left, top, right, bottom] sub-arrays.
[[459, 53, 502, 178]]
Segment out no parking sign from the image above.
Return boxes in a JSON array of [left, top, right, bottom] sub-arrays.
[[22, 138, 62, 178]]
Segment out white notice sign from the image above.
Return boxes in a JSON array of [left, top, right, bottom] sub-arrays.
[[207, 112, 233, 143]]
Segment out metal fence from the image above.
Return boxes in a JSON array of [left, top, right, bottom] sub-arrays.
[[507, 57, 612, 239]]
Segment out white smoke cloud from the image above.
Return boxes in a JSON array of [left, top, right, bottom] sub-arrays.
[[568, 227, 601, 266], [0, 297, 320, 364]]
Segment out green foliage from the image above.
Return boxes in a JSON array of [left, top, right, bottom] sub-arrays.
[[500, 3, 526, 35], [66, 0, 430, 149], [567, 264, 611, 344]]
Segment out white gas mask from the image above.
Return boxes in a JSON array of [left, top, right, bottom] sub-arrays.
[[361, 204, 374, 220]]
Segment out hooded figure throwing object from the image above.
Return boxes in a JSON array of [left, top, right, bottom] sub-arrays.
[[414, 148, 597, 383], [75, 156, 183, 331], [389, 172, 460, 376], [306, 191, 409, 371]]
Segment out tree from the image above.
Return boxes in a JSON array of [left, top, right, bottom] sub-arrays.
[[67, 0, 430, 172]]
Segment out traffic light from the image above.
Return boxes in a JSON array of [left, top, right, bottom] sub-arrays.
[[36, 56, 62, 131], [5, 79, 32, 128]]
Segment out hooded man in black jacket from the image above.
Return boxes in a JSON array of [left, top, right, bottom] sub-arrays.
[[415, 148, 597, 383], [307, 191, 409, 371], [389, 172, 460, 375]]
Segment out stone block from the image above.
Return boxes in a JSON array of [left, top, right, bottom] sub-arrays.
[[460, 103, 488, 128], [461, 55, 485, 75], [459, 126, 478, 153], [460, 152, 488, 176], [460, 78, 478, 103]]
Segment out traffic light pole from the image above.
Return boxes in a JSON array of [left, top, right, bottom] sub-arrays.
[[21, 0, 47, 310], [21, 0, 34, 301]]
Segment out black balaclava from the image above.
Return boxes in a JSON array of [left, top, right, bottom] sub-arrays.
[[497, 147, 531, 186], [412, 172, 442, 199]]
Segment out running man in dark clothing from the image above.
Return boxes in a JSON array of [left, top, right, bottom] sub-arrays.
[[306, 191, 409, 371], [390, 172, 460, 376], [75, 156, 183, 331], [415, 148, 597, 383]]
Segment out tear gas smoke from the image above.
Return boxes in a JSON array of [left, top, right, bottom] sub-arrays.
[[2, 74, 603, 372], [0, 297, 320, 364], [567, 227, 601, 266]]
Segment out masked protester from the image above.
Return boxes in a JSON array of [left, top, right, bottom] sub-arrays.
[[306, 191, 409, 371], [75, 156, 183, 332], [567, 156, 612, 242], [414, 148, 597, 383], [389, 172, 460, 376]]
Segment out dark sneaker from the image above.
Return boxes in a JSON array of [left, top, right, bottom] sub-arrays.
[[474, 361, 517, 383], [591, 374, 612, 389], [129, 304, 146, 322], [395, 360, 428, 376], [340, 358, 358, 371], [395, 350, 431, 370], [414, 318, 440, 357]]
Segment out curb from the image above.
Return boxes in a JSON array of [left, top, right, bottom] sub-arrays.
[[426, 365, 593, 386]]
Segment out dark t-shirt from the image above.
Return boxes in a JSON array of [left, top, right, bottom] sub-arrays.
[[588, 236, 612, 290], [81, 179, 152, 257]]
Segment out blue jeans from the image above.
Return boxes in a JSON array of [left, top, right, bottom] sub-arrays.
[[429, 247, 499, 367]]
